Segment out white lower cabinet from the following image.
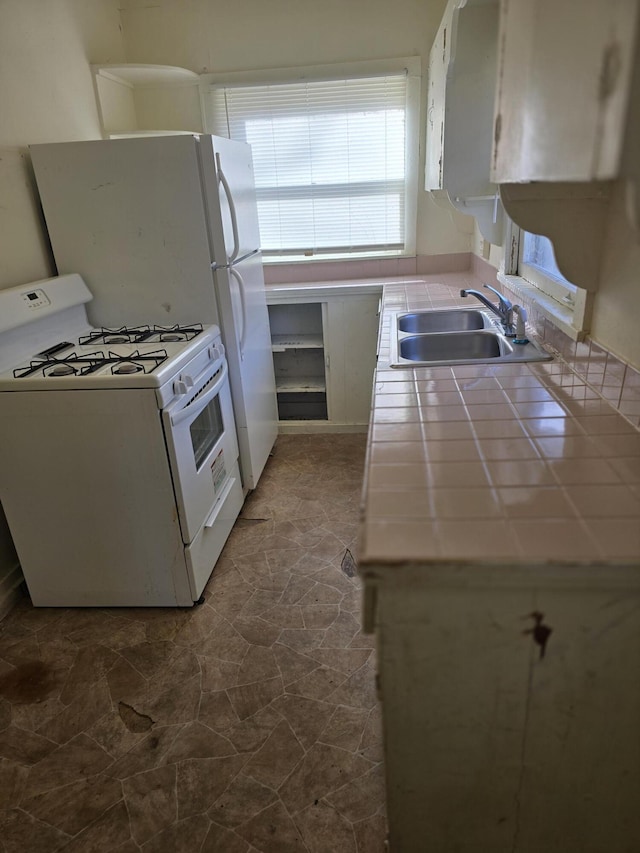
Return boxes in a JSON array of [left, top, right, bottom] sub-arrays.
[[371, 568, 640, 853], [267, 290, 380, 430]]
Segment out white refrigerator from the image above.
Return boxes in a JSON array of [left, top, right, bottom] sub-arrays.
[[30, 134, 278, 491]]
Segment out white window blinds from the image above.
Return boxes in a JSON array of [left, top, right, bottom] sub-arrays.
[[209, 72, 410, 259]]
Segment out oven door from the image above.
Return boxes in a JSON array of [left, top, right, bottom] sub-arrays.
[[162, 355, 239, 543]]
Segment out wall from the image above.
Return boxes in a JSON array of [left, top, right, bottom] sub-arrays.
[[118, 0, 473, 257], [591, 183, 640, 368], [0, 0, 127, 610]]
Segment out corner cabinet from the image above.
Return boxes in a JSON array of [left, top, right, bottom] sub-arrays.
[[266, 286, 381, 433], [91, 64, 203, 138], [425, 0, 503, 244]]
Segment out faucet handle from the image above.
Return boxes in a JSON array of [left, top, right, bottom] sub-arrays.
[[512, 304, 529, 343], [483, 283, 512, 311]]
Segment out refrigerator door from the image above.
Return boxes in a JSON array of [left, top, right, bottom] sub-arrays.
[[197, 135, 262, 265], [214, 251, 278, 490], [30, 136, 220, 328]]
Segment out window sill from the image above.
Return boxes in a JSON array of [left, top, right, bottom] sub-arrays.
[[263, 250, 406, 265], [498, 272, 586, 342]]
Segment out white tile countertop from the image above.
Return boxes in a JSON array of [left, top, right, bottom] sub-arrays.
[[358, 274, 640, 568]]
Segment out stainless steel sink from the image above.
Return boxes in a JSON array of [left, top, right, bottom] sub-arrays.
[[389, 309, 553, 368], [399, 331, 503, 363], [397, 309, 490, 333]]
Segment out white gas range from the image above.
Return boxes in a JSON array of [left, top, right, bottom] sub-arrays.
[[0, 274, 244, 607]]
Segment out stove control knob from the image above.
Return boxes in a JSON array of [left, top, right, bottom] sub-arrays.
[[209, 343, 225, 361], [173, 375, 194, 396]]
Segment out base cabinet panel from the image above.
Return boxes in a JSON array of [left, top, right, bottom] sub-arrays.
[[373, 574, 640, 853]]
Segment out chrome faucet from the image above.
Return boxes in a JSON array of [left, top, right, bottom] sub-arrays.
[[460, 284, 515, 335]]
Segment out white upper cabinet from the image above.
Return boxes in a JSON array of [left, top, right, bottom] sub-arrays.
[[492, 0, 639, 184], [92, 65, 203, 138], [490, 0, 639, 289], [425, 0, 503, 244]]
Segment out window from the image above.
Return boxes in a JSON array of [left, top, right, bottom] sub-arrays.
[[202, 60, 420, 261], [520, 232, 576, 306], [499, 220, 592, 339]]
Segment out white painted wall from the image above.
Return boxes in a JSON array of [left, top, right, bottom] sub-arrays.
[[591, 184, 640, 367], [0, 0, 126, 608], [118, 0, 472, 257], [0, 0, 125, 284]]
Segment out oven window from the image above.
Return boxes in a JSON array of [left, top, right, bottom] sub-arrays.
[[190, 395, 224, 470]]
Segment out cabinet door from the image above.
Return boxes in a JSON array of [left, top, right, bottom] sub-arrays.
[[325, 296, 379, 426], [425, 8, 451, 190], [492, 0, 638, 183]]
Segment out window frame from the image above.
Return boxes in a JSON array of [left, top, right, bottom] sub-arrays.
[[499, 218, 592, 340], [199, 58, 421, 263]]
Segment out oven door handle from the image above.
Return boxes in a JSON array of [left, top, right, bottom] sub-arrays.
[[169, 360, 229, 427]]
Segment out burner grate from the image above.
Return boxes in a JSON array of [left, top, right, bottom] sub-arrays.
[[79, 323, 204, 345], [14, 350, 106, 379], [13, 349, 169, 379]]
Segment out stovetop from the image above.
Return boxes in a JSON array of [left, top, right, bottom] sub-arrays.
[[0, 323, 222, 392], [0, 276, 224, 396]]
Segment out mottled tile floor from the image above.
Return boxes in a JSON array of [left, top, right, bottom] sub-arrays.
[[0, 434, 386, 853]]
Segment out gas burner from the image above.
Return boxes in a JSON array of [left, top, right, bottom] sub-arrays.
[[113, 361, 143, 375], [154, 326, 203, 343], [47, 363, 77, 377], [107, 348, 168, 375], [103, 335, 131, 344], [151, 324, 204, 343]]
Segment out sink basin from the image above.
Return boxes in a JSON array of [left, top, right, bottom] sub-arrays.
[[399, 331, 504, 363], [388, 310, 554, 368], [397, 309, 490, 333]]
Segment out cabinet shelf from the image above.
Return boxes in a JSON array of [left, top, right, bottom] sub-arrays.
[[271, 333, 324, 351], [276, 376, 326, 393], [92, 65, 199, 87]]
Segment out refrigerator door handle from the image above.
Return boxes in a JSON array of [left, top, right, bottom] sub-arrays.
[[229, 265, 248, 361], [216, 152, 240, 263]]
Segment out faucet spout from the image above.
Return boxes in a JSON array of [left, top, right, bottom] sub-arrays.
[[460, 284, 514, 335]]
